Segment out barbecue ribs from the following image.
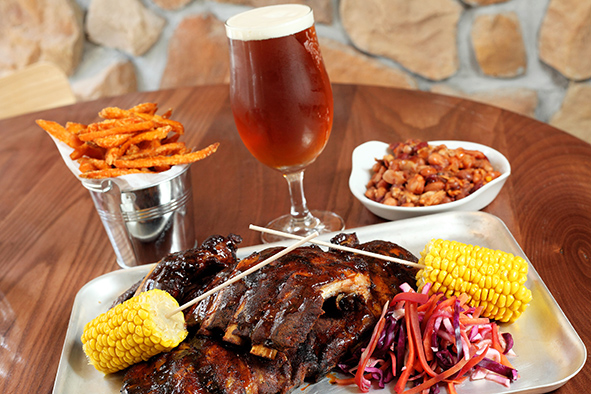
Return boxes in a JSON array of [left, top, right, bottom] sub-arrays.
[[119, 232, 419, 394]]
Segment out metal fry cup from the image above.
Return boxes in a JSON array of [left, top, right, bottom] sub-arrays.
[[82, 165, 196, 268]]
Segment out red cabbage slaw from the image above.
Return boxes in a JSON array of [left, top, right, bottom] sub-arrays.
[[334, 283, 518, 393]]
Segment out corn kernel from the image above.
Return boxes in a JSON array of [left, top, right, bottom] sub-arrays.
[[491, 292, 500, 305], [432, 282, 442, 293], [498, 294, 507, 308], [506, 270, 519, 283], [510, 300, 522, 311], [479, 275, 487, 289], [442, 273, 453, 287], [514, 286, 528, 300], [506, 294, 515, 308], [138, 308, 149, 321], [502, 281, 512, 296], [487, 289, 495, 302], [481, 288, 489, 302], [473, 288, 482, 301], [491, 275, 500, 289], [429, 269, 440, 283], [134, 315, 144, 326], [494, 279, 505, 294]]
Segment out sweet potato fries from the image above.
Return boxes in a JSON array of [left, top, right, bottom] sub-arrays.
[[36, 102, 219, 179]]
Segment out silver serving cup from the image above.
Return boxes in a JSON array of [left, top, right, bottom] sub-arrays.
[[82, 165, 196, 268]]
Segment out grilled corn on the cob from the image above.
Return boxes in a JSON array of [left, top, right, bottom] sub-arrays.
[[81, 288, 188, 374], [416, 239, 532, 323]]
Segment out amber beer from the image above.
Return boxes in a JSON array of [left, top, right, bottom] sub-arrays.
[[226, 5, 333, 172]]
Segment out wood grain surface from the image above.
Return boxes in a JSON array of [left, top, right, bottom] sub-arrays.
[[0, 84, 589, 393]]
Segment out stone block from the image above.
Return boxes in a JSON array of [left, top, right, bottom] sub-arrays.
[[550, 82, 591, 144], [340, 0, 462, 81], [471, 12, 527, 78], [160, 14, 230, 89], [71, 60, 137, 101], [539, 0, 591, 81], [86, 0, 165, 56], [0, 0, 83, 76], [320, 38, 417, 89]]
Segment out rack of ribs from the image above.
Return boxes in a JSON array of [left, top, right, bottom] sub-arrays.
[[119, 232, 419, 394]]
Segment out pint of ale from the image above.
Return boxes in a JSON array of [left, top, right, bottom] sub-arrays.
[[225, 5, 333, 173]]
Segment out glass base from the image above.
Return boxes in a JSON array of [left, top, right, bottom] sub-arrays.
[[261, 210, 345, 244]]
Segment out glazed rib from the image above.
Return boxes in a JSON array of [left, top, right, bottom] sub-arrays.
[[112, 234, 242, 309], [198, 245, 372, 357]]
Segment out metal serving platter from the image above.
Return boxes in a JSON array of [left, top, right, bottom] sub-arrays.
[[53, 211, 586, 394]]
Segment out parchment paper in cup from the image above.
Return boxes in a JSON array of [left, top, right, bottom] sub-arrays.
[[49, 135, 189, 192]]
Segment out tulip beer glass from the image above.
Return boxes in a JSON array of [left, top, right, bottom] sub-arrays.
[[226, 4, 344, 242]]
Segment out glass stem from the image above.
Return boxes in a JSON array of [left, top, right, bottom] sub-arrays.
[[284, 170, 315, 227]]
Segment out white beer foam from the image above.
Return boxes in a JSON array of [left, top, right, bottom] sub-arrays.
[[225, 4, 314, 41]]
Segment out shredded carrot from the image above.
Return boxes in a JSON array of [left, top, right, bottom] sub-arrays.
[[491, 323, 514, 368], [454, 345, 490, 379], [407, 302, 439, 378], [394, 306, 416, 394], [418, 293, 444, 328], [402, 356, 469, 394], [447, 381, 459, 394], [354, 301, 389, 392], [392, 292, 429, 305], [472, 305, 484, 318], [457, 292, 470, 307], [460, 316, 490, 326]]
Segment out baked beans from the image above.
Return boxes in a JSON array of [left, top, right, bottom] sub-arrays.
[[365, 140, 501, 207]]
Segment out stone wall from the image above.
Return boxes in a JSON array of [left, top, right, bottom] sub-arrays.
[[1, 0, 590, 143]]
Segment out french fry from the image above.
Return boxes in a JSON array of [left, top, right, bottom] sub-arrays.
[[70, 144, 105, 161], [77, 157, 110, 170], [79, 168, 151, 179], [119, 142, 188, 161], [65, 122, 87, 135], [129, 102, 158, 115], [37, 103, 219, 179], [114, 143, 219, 168], [36, 119, 83, 149], [99, 104, 184, 134], [98, 107, 132, 119], [105, 126, 173, 164], [160, 108, 173, 119], [129, 126, 171, 144], [138, 113, 184, 135], [93, 134, 134, 149], [85, 118, 118, 132], [162, 133, 180, 145], [78, 120, 155, 141], [78, 161, 97, 173], [127, 144, 140, 155]]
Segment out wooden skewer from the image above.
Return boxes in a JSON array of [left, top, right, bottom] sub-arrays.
[[249, 224, 425, 269], [166, 231, 320, 318], [134, 263, 158, 297]]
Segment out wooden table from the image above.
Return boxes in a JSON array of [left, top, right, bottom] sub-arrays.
[[1, 84, 589, 393]]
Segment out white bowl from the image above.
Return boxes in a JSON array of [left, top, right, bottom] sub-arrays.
[[349, 140, 511, 221]]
